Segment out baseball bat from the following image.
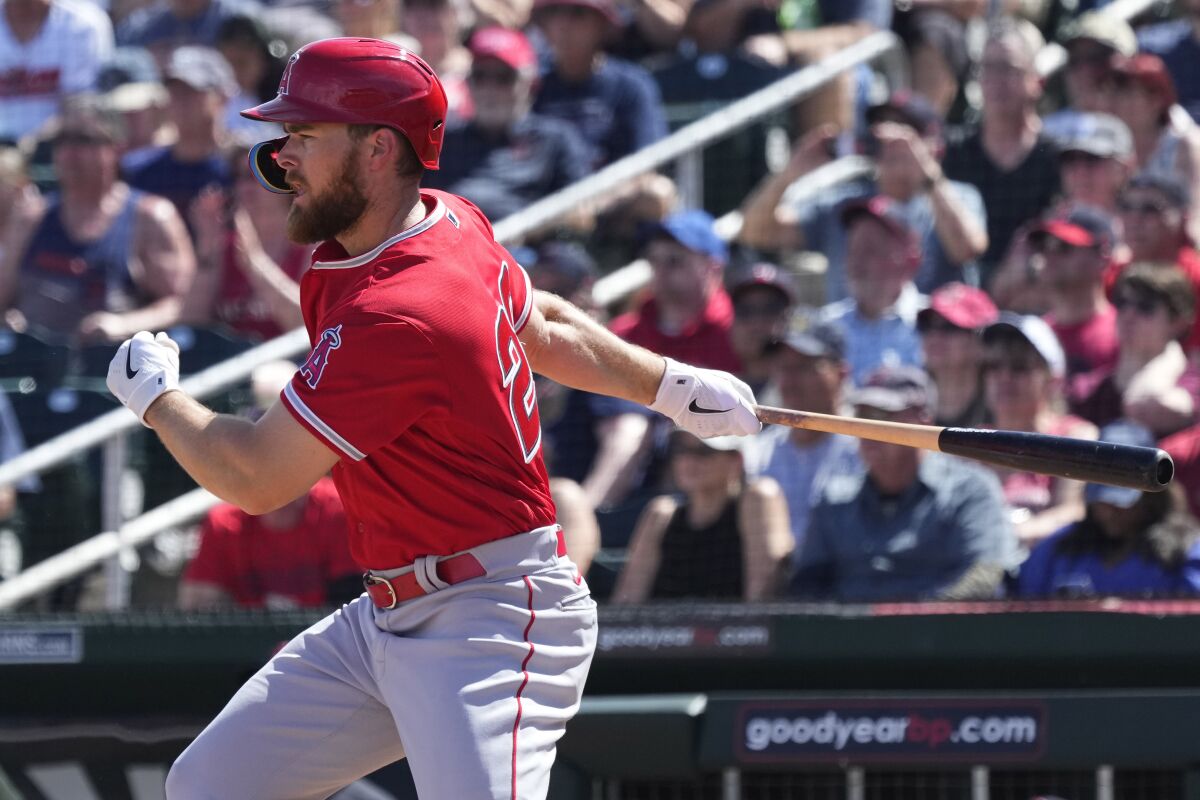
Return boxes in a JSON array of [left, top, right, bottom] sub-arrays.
[[754, 405, 1173, 493]]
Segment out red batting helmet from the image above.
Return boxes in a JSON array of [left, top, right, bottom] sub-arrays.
[[241, 37, 447, 173]]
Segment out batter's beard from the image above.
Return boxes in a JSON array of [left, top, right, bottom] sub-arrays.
[[286, 155, 369, 244]]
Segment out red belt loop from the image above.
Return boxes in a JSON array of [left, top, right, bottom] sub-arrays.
[[555, 528, 567, 558]]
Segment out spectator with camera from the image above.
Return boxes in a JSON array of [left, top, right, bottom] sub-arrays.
[[792, 364, 1016, 602], [611, 431, 791, 603], [981, 313, 1096, 547], [182, 141, 307, 341], [423, 27, 591, 223], [740, 91, 987, 302], [917, 282, 998, 428], [0, 101, 194, 343], [1014, 421, 1200, 599], [1072, 262, 1197, 438]]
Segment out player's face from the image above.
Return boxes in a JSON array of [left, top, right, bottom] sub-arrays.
[[277, 124, 369, 243]]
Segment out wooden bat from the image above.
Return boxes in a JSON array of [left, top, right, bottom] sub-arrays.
[[754, 405, 1174, 493]]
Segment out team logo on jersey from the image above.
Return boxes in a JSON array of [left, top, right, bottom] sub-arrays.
[[299, 325, 342, 389]]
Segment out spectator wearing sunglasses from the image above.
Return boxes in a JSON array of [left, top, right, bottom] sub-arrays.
[[1034, 206, 1120, 380], [1111, 174, 1200, 352], [422, 27, 591, 223], [916, 282, 998, 428], [1072, 263, 1198, 437], [981, 313, 1097, 547]]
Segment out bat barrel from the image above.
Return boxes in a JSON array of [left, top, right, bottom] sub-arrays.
[[938, 428, 1174, 493]]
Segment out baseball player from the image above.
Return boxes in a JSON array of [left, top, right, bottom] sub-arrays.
[[106, 38, 760, 799]]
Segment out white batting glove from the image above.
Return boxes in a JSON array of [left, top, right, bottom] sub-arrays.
[[648, 357, 761, 438], [107, 331, 181, 426]]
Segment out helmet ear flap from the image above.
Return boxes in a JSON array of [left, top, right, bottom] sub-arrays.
[[249, 136, 293, 194]]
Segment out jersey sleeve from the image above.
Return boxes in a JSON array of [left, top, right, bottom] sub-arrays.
[[282, 315, 451, 461]]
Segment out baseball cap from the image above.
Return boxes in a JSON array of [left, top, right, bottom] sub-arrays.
[[847, 364, 936, 417], [866, 90, 941, 136], [528, 240, 596, 297], [163, 46, 238, 97], [1052, 112, 1132, 160], [917, 282, 999, 332], [99, 48, 168, 113], [770, 312, 845, 360], [1031, 205, 1118, 253], [643, 209, 728, 262], [982, 312, 1067, 379], [1110, 53, 1178, 108], [729, 262, 796, 305], [468, 26, 538, 74], [840, 195, 920, 249], [1084, 420, 1157, 508], [1062, 11, 1137, 57], [1123, 172, 1191, 209], [532, 0, 621, 26]]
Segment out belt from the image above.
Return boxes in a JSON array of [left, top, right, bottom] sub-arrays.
[[363, 552, 487, 610]]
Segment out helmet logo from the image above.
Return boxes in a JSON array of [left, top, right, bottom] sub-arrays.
[[280, 51, 300, 96]]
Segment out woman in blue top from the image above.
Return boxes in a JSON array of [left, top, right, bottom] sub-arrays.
[[1015, 420, 1200, 598]]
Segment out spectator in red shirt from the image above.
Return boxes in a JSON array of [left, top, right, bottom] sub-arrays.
[[178, 361, 358, 610], [609, 209, 740, 372], [1072, 262, 1198, 437], [183, 142, 309, 341], [1034, 205, 1120, 380], [1110, 173, 1200, 353]]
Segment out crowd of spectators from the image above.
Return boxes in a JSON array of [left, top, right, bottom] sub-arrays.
[[6, 0, 1200, 610]]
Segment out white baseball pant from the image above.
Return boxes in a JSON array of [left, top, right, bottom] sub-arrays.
[[165, 525, 597, 799]]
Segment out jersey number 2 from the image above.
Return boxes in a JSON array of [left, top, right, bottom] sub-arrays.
[[496, 262, 541, 464]]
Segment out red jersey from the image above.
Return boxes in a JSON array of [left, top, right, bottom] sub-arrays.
[[1045, 304, 1118, 379], [1104, 247, 1200, 353], [1163, 424, 1200, 519], [184, 478, 357, 608], [280, 190, 556, 569], [609, 288, 741, 372]]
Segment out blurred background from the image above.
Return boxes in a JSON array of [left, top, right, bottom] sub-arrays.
[[5, 0, 1200, 796]]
